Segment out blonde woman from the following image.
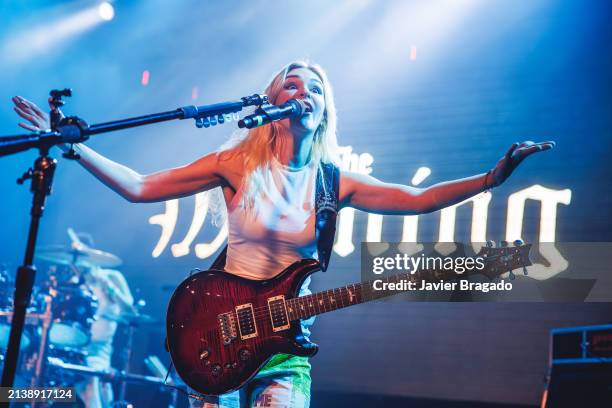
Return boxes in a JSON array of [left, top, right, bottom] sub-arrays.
[[13, 61, 553, 407]]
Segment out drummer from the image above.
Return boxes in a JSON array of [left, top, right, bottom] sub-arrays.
[[76, 265, 135, 408]]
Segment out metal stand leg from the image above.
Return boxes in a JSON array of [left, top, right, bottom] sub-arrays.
[[1, 152, 56, 408]]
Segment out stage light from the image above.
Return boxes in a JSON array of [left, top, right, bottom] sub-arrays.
[[141, 70, 150, 86], [410, 45, 418, 61], [1, 2, 116, 64], [98, 2, 115, 21]]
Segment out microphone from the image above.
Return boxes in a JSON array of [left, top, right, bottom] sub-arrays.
[[238, 99, 306, 129]]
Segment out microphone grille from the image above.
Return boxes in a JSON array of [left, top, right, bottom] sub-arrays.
[[290, 99, 306, 116]]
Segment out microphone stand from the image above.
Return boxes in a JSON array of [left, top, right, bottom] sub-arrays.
[[0, 89, 267, 402]]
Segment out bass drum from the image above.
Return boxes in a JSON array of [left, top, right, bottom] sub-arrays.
[[48, 285, 98, 348]]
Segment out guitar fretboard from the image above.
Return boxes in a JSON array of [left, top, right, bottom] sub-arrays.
[[284, 267, 457, 321]]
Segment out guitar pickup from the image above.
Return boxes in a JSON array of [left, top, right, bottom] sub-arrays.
[[235, 303, 258, 340], [267, 295, 290, 332]]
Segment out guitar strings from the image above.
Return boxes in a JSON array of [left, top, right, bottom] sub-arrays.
[[196, 253, 521, 339], [202, 252, 519, 325], [230, 251, 515, 319], [229, 286, 378, 323]]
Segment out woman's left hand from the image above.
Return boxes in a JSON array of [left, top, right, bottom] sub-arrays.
[[487, 140, 555, 188]]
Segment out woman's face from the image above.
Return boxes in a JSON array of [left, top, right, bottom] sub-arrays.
[[275, 67, 325, 133]]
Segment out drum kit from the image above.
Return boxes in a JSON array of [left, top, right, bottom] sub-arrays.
[[0, 236, 180, 407]]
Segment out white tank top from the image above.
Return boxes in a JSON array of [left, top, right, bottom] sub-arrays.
[[225, 159, 318, 280]]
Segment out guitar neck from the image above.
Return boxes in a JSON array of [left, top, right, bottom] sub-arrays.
[[285, 267, 460, 321]]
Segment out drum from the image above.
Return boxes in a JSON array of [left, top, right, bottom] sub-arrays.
[[48, 285, 98, 348]]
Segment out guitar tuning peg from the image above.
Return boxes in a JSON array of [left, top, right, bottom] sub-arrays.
[[513, 239, 524, 247], [486, 240, 496, 248], [508, 270, 516, 280], [209, 115, 218, 126], [522, 266, 528, 276], [217, 114, 225, 124], [500, 240, 508, 247]]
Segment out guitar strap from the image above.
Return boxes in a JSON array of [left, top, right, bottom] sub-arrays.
[[209, 162, 340, 272], [314, 162, 340, 271]]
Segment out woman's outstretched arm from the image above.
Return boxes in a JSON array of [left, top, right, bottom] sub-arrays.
[[62, 143, 225, 203], [339, 141, 555, 215], [12, 96, 227, 203]]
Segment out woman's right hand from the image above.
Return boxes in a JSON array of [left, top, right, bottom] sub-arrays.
[[12, 96, 50, 131]]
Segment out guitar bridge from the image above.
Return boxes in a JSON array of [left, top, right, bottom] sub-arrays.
[[218, 312, 238, 345]]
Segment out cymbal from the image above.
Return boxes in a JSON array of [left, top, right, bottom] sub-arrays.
[[36, 244, 122, 268]]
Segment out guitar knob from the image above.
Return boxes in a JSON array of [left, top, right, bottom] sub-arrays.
[[500, 240, 508, 248], [508, 270, 516, 280], [486, 240, 495, 248], [211, 364, 222, 377], [513, 239, 524, 247], [225, 362, 233, 369], [239, 348, 251, 361]]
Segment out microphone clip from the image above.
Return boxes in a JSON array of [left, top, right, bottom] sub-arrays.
[[257, 102, 277, 116], [242, 94, 268, 107]]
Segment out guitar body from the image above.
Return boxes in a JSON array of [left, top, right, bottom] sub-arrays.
[[166, 258, 321, 396]]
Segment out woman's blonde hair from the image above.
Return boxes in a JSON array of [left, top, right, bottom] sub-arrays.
[[210, 60, 340, 225]]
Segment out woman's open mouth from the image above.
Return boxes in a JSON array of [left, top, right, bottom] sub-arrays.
[[303, 101, 313, 114]]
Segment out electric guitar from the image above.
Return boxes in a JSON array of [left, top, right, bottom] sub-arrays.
[[166, 241, 531, 395]]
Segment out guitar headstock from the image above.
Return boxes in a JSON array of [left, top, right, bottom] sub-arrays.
[[476, 240, 532, 280]]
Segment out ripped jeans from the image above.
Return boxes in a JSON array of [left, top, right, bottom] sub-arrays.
[[189, 354, 311, 408]]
